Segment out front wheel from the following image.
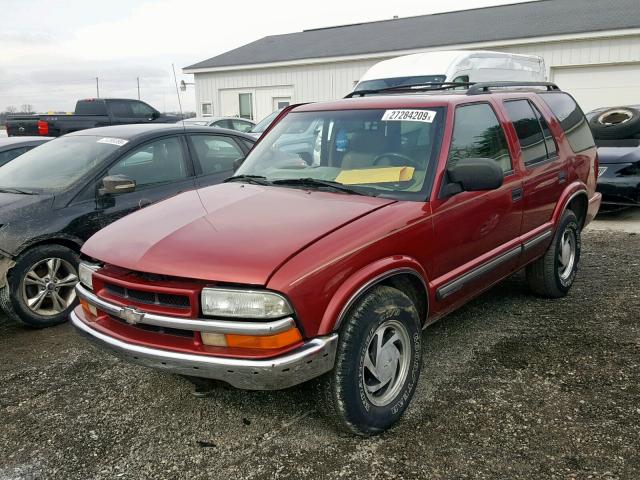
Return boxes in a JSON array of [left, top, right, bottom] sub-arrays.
[[317, 285, 422, 436], [526, 209, 581, 298], [0, 244, 79, 328]]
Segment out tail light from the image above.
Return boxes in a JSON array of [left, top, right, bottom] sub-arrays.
[[37, 120, 49, 136]]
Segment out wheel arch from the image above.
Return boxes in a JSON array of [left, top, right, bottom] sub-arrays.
[[553, 184, 589, 231], [318, 258, 430, 335], [14, 235, 83, 258]]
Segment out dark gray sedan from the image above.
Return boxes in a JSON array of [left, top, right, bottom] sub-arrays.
[[0, 136, 53, 167]]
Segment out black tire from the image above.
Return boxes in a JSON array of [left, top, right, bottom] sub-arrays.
[[526, 210, 581, 298], [316, 285, 422, 436], [0, 244, 79, 328], [589, 107, 640, 140]]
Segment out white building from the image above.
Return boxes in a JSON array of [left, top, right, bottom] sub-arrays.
[[184, 0, 640, 121]]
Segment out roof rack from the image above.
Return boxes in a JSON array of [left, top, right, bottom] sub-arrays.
[[344, 81, 560, 98], [344, 82, 475, 98], [466, 81, 560, 95]]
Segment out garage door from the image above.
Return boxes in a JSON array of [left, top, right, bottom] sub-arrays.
[[552, 63, 640, 113]]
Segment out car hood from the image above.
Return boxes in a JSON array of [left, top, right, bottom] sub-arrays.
[[598, 147, 640, 165], [82, 183, 395, 285]]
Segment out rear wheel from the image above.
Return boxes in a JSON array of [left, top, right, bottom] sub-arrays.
[[317, 285, 422, 436], [0, 244, 79, 328], [526, 210, 581, 298]]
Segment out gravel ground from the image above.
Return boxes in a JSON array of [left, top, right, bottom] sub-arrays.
[[1, 230, 638, 480]]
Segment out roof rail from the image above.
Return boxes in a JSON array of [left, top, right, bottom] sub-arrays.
[[466, 81, 560, 95], [344, 82, 475, 98]]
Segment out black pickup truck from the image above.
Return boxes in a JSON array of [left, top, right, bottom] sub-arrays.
[[6, 98, 180, 137]]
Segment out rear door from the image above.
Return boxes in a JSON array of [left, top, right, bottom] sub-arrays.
[[502, 98, 565, 240], [188, 134, 250, 188], [96, 135, 196, 226], [430, 102, 524, 305]]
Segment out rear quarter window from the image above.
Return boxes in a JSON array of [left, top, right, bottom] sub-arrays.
[[540, 92, 595, 153], [75, 101, 108, 115]]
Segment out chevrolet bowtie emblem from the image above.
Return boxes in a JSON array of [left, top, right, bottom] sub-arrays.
[[120, 306, 145, 325]]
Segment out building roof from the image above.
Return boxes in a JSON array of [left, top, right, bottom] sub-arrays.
[[185, 0, 640, 71]]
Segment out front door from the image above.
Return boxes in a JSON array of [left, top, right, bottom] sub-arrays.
[[429, 102, 524, 308], [96, 136, 195, 227]]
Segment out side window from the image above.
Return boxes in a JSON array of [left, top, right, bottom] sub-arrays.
[[190, 135, 244, 175], [109, 101, 131, 117], [232, 119, 254, 133], [129, 101, 155, 118], [503, 100, 548, 166], [212, 119, 234, 129], [448, 103, 512, 173], [531, 102, 558, 158], [240, 138, 255, 151], [0, 147, 29, 167], [107, 137, 189, 187], [540, 92, 595, 153]]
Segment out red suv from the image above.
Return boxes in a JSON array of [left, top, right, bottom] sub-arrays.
[[72, 82, 601, 435]]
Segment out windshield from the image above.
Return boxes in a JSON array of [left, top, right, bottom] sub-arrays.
[[250, 109, 282, 134], [0, 135, 122, 193], [236, 108, 445, 200], [354, 75, 447, 92]]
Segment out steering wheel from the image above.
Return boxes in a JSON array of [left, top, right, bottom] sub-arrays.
[[372, 152, 418, 168]]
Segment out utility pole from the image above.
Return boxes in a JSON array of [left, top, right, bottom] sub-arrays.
[[95, 77, 100, 98], [137, 77, 140, 100]]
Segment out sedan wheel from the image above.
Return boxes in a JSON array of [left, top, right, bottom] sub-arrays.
[[22, 257, 78, 316]]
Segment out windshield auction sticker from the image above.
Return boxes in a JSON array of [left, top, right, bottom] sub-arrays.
[[382, 109, 437, 123], [97, 137, 129, 146]]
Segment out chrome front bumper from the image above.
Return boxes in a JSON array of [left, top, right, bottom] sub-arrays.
[[71, 308, 338, 391]]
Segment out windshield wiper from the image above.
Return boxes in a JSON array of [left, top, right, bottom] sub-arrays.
[[223, 175, 272, 186], [0, 187, 36, 195], [271, 178, 372, 196]]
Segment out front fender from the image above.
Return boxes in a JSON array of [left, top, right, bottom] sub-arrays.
[[317, 256, 429, 335]]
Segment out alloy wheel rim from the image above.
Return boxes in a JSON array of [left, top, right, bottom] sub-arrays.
[[558, 230, 576, 281], [362, 319, 411, 407], [21, 258, 78, 316]]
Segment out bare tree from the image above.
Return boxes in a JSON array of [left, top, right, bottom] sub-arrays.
[[20, 104, 34, 114], [5, 106, 17, 114]]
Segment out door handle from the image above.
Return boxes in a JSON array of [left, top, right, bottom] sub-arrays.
[[558, 171, 567, 184], [511, 187, 523, 202]]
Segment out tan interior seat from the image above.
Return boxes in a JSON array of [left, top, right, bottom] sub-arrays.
[[341, 131, 389, 169]]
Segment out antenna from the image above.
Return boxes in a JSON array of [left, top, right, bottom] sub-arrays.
[[171, 63, 186, 130]]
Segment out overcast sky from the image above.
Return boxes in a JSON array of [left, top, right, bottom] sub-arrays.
[[0, 0, 531, 114]]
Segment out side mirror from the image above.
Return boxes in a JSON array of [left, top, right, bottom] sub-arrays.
[[444, 158, 504, 196], [148, 111, 160, 121], [232, 157, 245, 171], [100, 174, 136, 195]]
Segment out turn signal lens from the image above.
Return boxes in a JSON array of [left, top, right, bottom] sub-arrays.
[[80, 299, 97, 320], [225, 328, 302, 350], [200, 328, 303, 349]]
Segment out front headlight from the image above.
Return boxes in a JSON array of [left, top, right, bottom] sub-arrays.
[[78, 262, 100, 291], [201, 288, 293, 318]]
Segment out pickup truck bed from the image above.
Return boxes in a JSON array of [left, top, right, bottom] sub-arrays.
[[6, 98, 179, 137]]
